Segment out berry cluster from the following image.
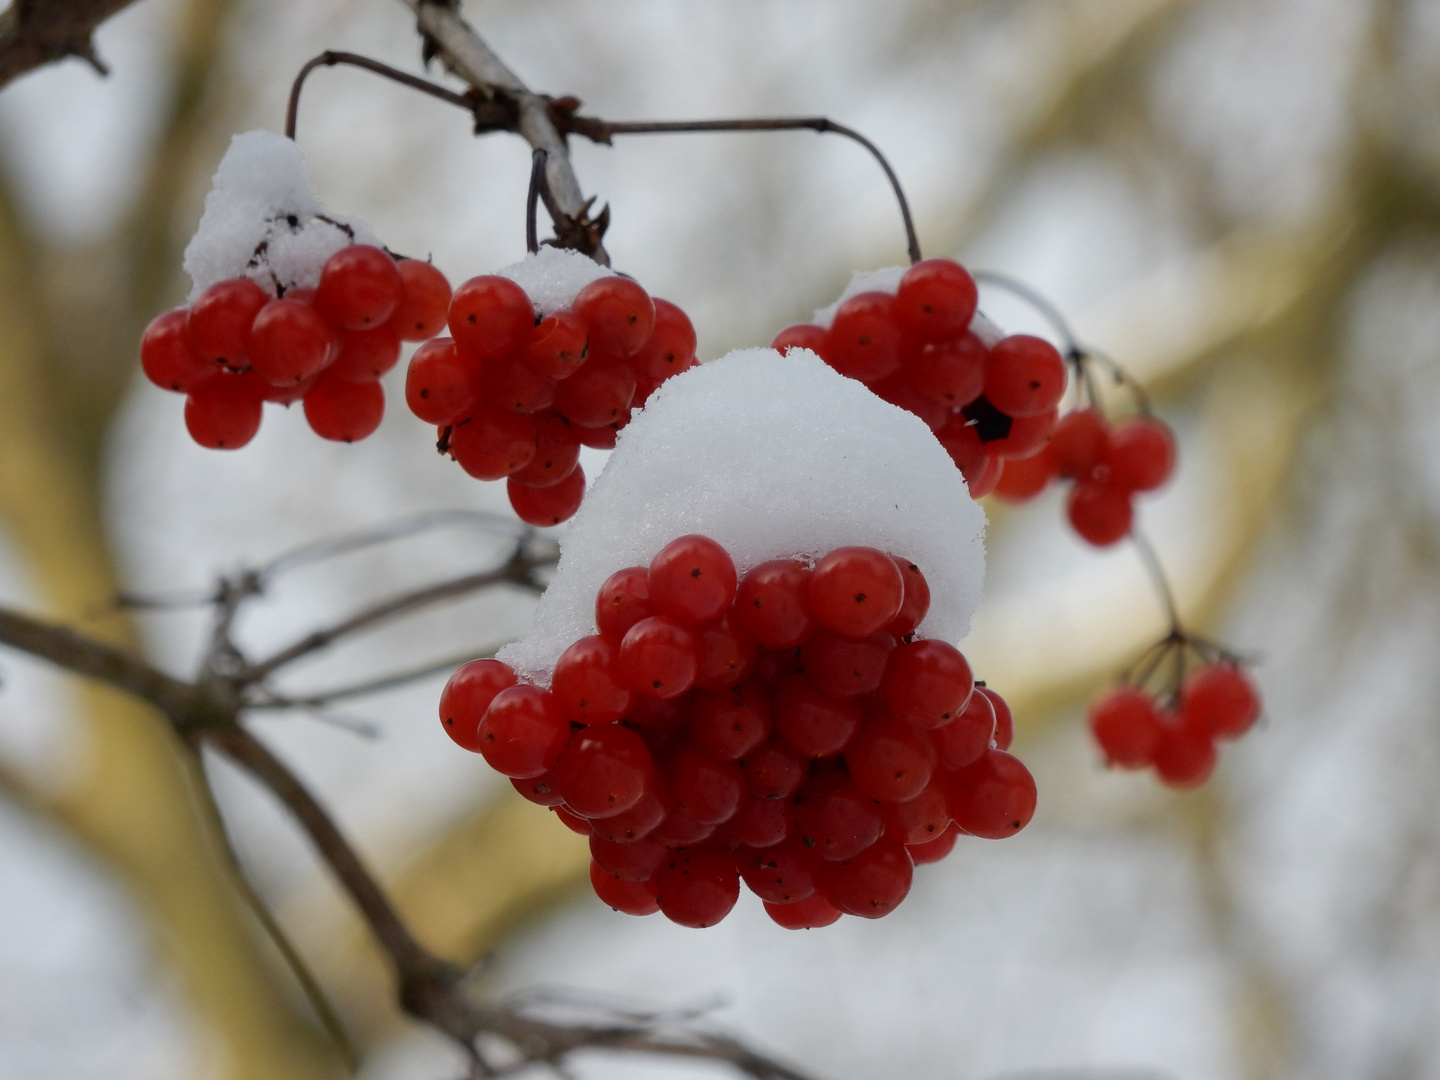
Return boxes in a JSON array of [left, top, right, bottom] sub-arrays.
[[771, 259, 1066, 499], [140, 245, 451, 449], [1089, 641, 1260, 787], [407, 274, 697, 527], [440, 536, 1035, 929], [993, 408, 1177, 547]]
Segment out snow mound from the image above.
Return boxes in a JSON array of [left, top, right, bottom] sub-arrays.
[[809, 263, 1004, 345], [181, 130, 381, 302], [496, 246, 616, 316], [499, 347, 987, 684]]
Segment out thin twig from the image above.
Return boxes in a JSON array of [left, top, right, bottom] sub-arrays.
[[0, 0, 138, 90], [250, 647, 502, 709], [1129, 528, 1181, 635], [527, 148, 548, 255], [972, 270, 1081, 356]]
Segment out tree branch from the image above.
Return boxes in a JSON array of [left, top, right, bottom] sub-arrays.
[[0, 0, 140, 90]]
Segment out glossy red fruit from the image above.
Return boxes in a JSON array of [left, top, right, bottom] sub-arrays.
[[1105, 417, 1176, 492], [845, 719, 937, 803], [741, 738, 807, 800], [141, 308, 215, 392], [589, 834, 667, 881], [618, 615, 702, 700], [907, 333, 988, 408], [589, 861, 659, 916], [764, 892, 842, 929], [595, 566, 653, 642], [895, 258, 978, 340], [449, 275, 533, 359], [1181, 663, 1260, 739], [988, 407, 1058, 460], [511, 771, 564, 806], [884, 776, 952, 846], [316, 245, 402, 330], [489, 352, 558, 414], [523, 310, 589, 380], [508, 464, 586, 526], [724, 792, 794, 848], [666, 744, 745, 824], [932, 688, 995, 771], [978, 686, 1014, 751], [554, 723, 655, 819], [794, 772, 884, 862], [635, 298, 697, 382], [508, 412, 580, 488], [647, 535, 738, 627], [655, 849, 739, 928], [824, 839, 913, 919], [872, 374, 952, 432], [949, 749, 1036, 839], [907, 822, 961, 865], [552, 805, 594, 835], [773, 675, 862, 758], [887, 557, 931, 639], [449, 410, 536, 480], [1050, 409, 1109, 480], [808, 547, 905, 639], [303, 373, 384, 442], [827, 292, 902, 384], [327, 325, 402, 382], [733, 560, 816, 648], [574, 276, 655, 356], [1089, 685, 1162, 768], [476, 684, 570, 778], [883, 639, 974, 729], [686, 681, 772, 760], [187, 277, 268, 368], [439, 658, 517, 752], [739, 840, 821, 904], [1152, 720, 1217, 788], [963, 449, 1004, 500], [985, 335, 1067, 418], [992, 449, 1056, 502], [771, 323, 829, 358], [388, 259, 452, 341], [405, 339, 474, 425], [801, 630, 895, 700], [184, 373, 264, 449], [551, 635, 632, 724], [249, 297, 337, 385], [591, 784, 668, 843], [553, 358, 636, 427], [695, 613, 758, 690], [1067, 481, 1134, 546]]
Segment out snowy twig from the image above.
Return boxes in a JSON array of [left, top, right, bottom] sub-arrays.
[[0, 0, 138, 89]]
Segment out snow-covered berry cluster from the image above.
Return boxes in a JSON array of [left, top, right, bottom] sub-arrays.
[[406, 249, 697, 526], [771, 259, 1067, 499], [442, 535, 1033, 928]]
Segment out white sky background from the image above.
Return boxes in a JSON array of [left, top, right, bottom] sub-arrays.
[[1, 0, 1438, 1078]]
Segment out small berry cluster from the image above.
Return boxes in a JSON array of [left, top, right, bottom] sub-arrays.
[[140, 245, 451, 449], [994, 407, 1177, 547], [440, 535, 1035, 929], [407, 274, 697, 527], [771, 259, 1067, 499], [1088, 637, 1260, 788]]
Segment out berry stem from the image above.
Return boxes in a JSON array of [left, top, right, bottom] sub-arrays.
[[527, 147, 548, 254], [1129, 527, 1182, 636]]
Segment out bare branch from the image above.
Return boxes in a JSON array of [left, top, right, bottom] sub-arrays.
[[251, 647, 502, 710], [0, 0, 139, 90]]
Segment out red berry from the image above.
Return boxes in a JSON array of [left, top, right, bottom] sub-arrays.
[[666, 744, 745, 824], [808, 547, 905, 639], [553, 358, 637, 428], [388, 259, 451, 341], [572, 419, 621, 449], [906, 332, 988, 408], [794, 772, 884, 862], [764, 892, 841, 929], [740, 840, 820, 904], [405, 338, 475, 425], [635, 298, 697, 383], [249, 297, 337, 385], [449, 275, 533, 359], [523, 311, 589, 380], [734, 560, 816, 649], [184, 373, 264, 449], [824, 839, 913, 919], [589, 861, 659, 916], [141, 308, 215, 392], [686, 681, 772, 760], [871, 374, 952, 432], [554, 723, 655, 819], [724, 791, 794, 848], [648, 534, 738, 626], [591, 784, 669, 844], [317, 245, 402, 330], [936, 414, 986, 477], [894, 258, 978, 340], [573, 277, 655, 357], [477, 684, 570, 778], [1152, 720, 1217, 788], [884, 776, 952, 846], [551, 635, 633, 724], [508, 464, 586, 526], [1050, 409, 1109, 480], [439, 658, 517, 752], [1105, 417, 1176, 492], [966, 453, 1005, 499], [1067, 481, 1134, 546], [552, 805, 594, 835], [985, 335, 1066, 418], [449, 410, 536, 480], [883, 640, 974, 729], [489, 352, 558, 414], [187, 278, 268, 368], [771, 323, 829, 357], [655, 849, 739, 928], [978, 686, 1014, 751], [988, 408, 1058, 460], [1089, 685, 1161, 768], [887, 557, 931, 639], [303, 372, 384, 442], [740, 738, 807, 800], [595, 566, 653, 642], [508, 412, 580, 488], [949, 749, 1036, 839], [618, 615, 702, 699], [327, 325, 401, 383], [512, 772, 564, 806], [826, 292, 902, 384], [773, 675, 862, 758], [589, 834, 667, 881], [695, 613, 758, 690], [932, 689, 995, 771], [1181, 663, 1260, 739], [992, 449, 1056, 502], [801, 630, 895, 700], [845, 718, 937, 803], [907, 822, 961, 865]]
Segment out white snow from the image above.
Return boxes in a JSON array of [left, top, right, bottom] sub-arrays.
[[809, 263, 1005, 345], [496, 246, 616, 316], [498, 347, 987, 683], [181, 130, 381, 302]]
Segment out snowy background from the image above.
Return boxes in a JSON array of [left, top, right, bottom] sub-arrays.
[[1, 0, 1437, 1079]]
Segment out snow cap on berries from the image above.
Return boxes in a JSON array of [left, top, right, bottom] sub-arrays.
[[181, 130, 381, 301], [496, 246, 617, 317], [810, 263, 1003, 345], [499, 347, 987, 683]]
